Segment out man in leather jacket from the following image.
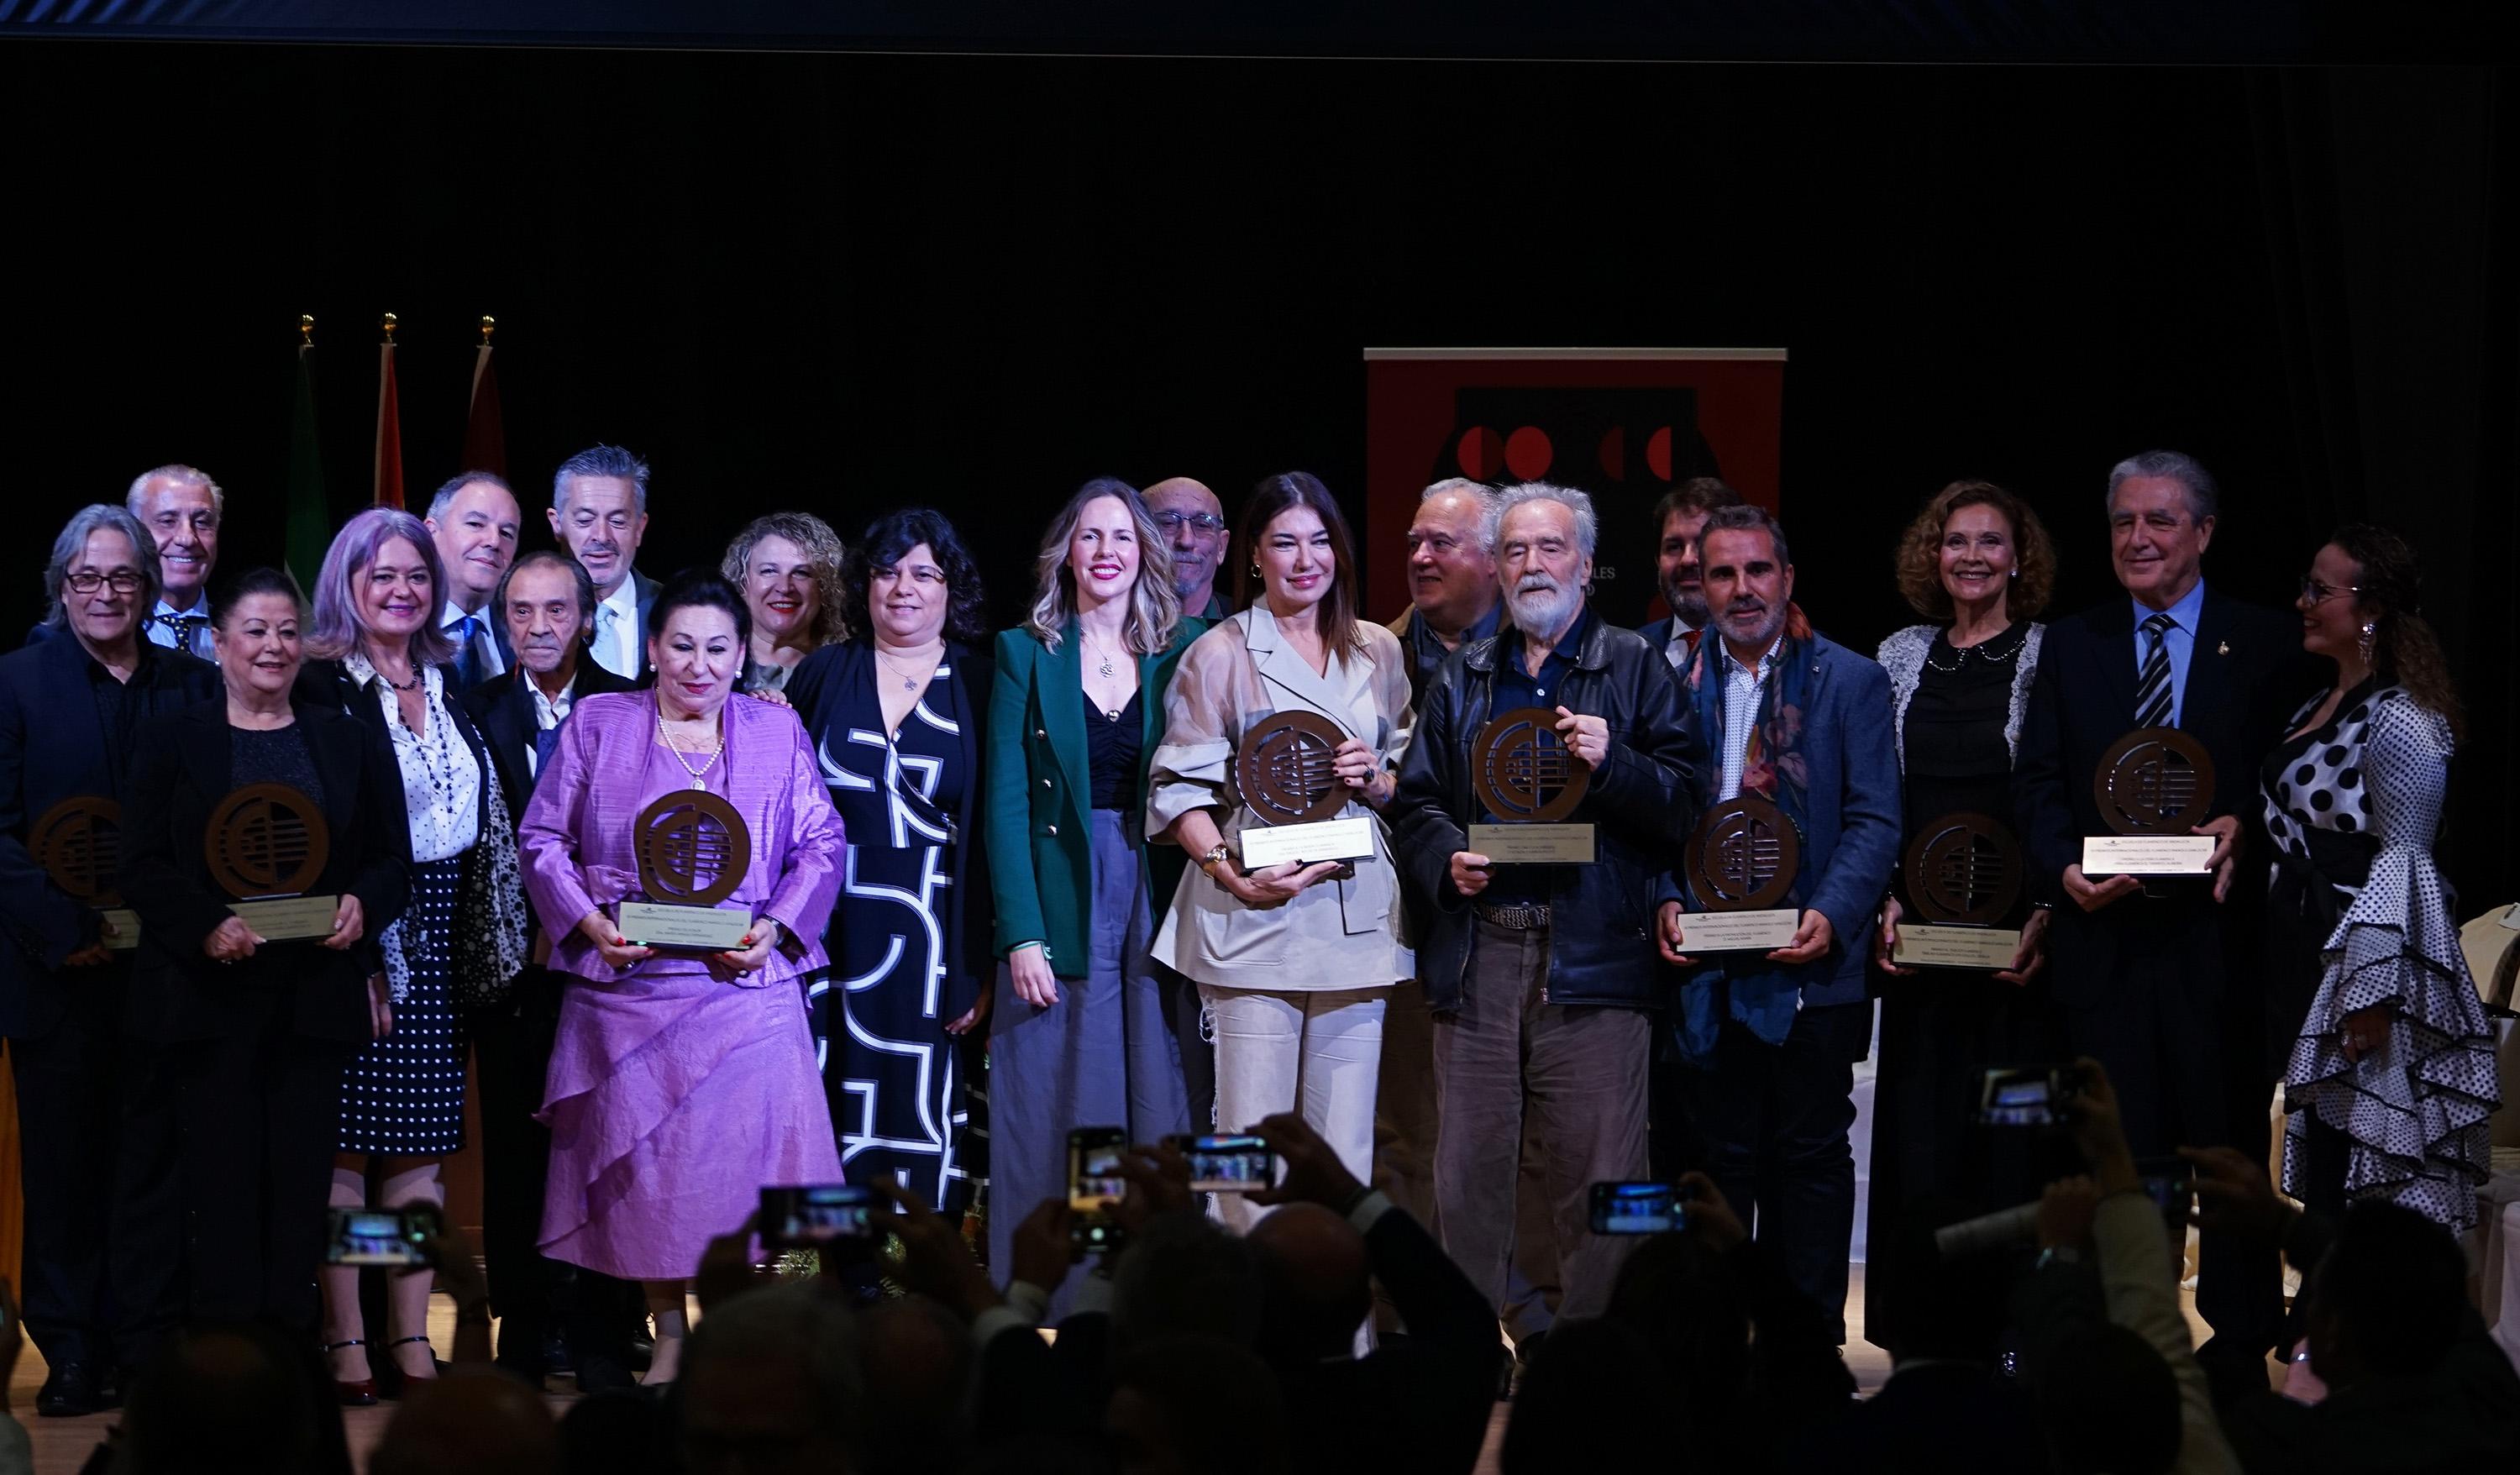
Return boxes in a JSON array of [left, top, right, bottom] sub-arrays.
[[1389, 481, 1702, 1320]]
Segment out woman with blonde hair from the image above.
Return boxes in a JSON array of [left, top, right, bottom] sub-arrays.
[[722, 512, 848, 695], [984, 476, 1200, 1310]]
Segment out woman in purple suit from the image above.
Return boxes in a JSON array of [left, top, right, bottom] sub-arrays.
[[519, 570, 845, 1388]]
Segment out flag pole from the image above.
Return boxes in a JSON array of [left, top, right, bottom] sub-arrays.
[[374, 312, 406, 508]]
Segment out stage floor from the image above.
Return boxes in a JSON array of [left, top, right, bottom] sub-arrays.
[[8, 1263, 2226, 1473]]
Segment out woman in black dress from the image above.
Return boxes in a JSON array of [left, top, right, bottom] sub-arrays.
[[784, 509, 992, 1215], [297, 508, 530, 1398], [121, 569, 407, 1337], [1864, 480, 2061, 1353]]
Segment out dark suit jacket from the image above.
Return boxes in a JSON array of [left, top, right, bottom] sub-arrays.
[[120, 700, 409, 1044], [2013, 586, 2319, 1013], [0, 637, 219, 1038], [461, 659, 639, 823]]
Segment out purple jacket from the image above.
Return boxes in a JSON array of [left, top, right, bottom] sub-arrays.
[[518, 690, 843, 987]]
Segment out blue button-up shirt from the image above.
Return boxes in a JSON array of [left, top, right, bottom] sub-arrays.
[[2129, 579, 2208, 727]]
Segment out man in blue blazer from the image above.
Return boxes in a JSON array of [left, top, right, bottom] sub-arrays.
[[1657, 504, 1901, 1342]]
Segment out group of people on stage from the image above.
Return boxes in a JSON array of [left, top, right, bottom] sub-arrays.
[[0, 440, 2498, 1428]]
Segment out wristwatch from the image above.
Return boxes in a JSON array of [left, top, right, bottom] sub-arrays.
[[1200, 842, 1233, 876]]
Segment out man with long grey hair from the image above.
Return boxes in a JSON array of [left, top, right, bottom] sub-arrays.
[[2, 503, 218, 1412], [1389, 480, 1701, 1331]]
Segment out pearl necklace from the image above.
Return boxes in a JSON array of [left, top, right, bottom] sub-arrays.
[[1924, 624, 2023, 674], [655, 701, 725, 790]]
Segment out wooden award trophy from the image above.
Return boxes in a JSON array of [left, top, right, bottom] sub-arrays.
[[1893, 811, 2025, 969], [205, 783, 340, 939], [1231, 710, 1374, 877], [620, 792, 756, 949], [30, 796, 139, 950], [1676, 796, 1803, 951], [2083, 728, 2218, 878], [1467, 706, 1596, 863]]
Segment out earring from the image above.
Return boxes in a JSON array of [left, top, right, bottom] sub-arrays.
[[1249, 565, 1262, 580], [2358, 621, 2377, 668]]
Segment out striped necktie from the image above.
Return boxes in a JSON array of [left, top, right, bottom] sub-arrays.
[[2133, 612, 2177, 728]]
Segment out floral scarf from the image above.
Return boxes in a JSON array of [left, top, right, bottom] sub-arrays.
[[1676, 610, 1815, 1061]]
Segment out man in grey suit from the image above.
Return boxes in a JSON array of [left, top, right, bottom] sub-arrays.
[[547, 444, 659, 681]]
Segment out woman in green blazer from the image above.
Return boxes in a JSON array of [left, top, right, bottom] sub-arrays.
[[984, 476, 1200, 1310]]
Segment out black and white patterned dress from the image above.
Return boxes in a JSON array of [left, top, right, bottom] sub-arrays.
[[338, 661, 482, 1156], [2262, 680, 2500, 1230]]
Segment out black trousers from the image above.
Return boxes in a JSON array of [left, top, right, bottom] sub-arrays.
[[6, 1000, 122, 1368], [465, 969, 635, 1367], [171, 997, 355, 1333], [1677, 1001, 1873, 1344]]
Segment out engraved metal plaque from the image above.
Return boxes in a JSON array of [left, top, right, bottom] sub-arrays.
[[204, 783, 337, 940], [624, 791, 754, 949]]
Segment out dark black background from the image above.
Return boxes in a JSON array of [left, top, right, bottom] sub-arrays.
[[4, 42, 2512, 900]]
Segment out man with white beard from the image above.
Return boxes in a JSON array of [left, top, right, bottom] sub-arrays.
[[1389, 481, 1703, 1325]]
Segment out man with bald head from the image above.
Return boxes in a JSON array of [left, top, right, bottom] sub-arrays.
[[1247, 1110, 1501, 1475], [1144, 476, 1229, 620]]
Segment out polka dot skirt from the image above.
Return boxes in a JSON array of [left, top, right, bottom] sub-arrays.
[[338, 856, 468, 1155]]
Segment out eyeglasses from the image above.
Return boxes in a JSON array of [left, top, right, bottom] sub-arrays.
[[2297, 575, 2365, 606], [1152, 512, 1227, 535], [64, 570, 144, 595]]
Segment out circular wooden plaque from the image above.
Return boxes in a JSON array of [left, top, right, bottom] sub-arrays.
[[1233, 710, 1352, 827], [1683, 795, 1802, 911], [31, 795, 124, 907], [633, 791, 752, 905], [1903, 811, 2024, 926], [1470, 706, 1590, 824], [2093, 727, 2217, 835], [206, 783, 329, 899]]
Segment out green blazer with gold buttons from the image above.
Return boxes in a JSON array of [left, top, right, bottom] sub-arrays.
[[984, 615, 1203, 975]]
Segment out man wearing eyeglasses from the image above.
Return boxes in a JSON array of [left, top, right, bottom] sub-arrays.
[[0, 505, 218, 1412], [1143, 476, 1230, 621], [2013, 449, 2319, 1357], [547, 445, 659, 681]]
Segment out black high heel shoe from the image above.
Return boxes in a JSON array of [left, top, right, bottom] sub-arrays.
[[381, 1334, 446, 1399], [323, 1339, 377, 1406]]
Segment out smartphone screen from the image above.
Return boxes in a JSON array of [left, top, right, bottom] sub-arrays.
[[759, 1184, 876, 1250], [1588, 1181, 1683, 1235], [1977, 1066, 2067, 1126], [1176, 1134, 1274, 1194], [1069, 1126, 1127, 1213], [326, 1207, 427, 1266]]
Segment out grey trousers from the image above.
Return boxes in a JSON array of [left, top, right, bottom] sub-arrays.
[[1431, 917, 1650, 1321]]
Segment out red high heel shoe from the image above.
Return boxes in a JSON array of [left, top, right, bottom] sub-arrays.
[[323, 1339, 377, 1406]]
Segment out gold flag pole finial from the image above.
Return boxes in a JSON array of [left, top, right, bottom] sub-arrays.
[[479, 315, 496, 345], [299, 313, 315, 346], [381, 312, 399, 346]]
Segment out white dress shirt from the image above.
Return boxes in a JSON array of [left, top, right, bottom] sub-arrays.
[[1716, 633, 1783, 802], [438, 598, 506, 681], [1661, 615, 1704, 670], [143, 594, 216, 660], [525, 670, 580, 779], [591, 577, 642, 679]]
